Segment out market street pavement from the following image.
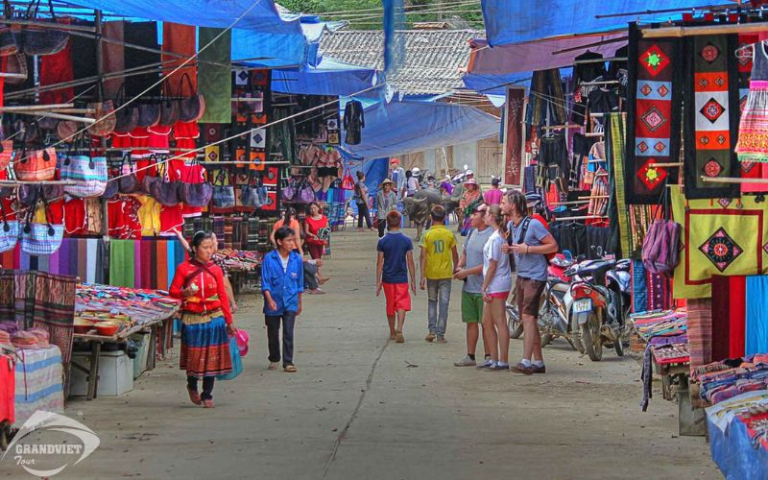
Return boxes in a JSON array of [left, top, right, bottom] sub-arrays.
[[58, 228, 719, 480]]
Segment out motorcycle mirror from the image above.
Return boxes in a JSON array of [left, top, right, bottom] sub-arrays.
[[576, 254, 586, 262]]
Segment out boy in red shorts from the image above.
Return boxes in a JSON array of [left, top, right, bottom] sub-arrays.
[[376, 211, 417, 343]]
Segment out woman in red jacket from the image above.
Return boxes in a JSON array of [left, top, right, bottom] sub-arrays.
[[170, 231, 238, 408]]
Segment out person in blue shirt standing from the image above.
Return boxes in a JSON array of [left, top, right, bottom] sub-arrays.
[[376, 211, 416, 343], [261, 226, 304, 373]]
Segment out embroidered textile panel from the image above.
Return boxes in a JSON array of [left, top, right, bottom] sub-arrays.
[[626, 24, 682, 204], [672, 190, 768, 299], [683, 35, 741, 199]]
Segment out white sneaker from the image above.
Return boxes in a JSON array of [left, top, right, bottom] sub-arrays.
[[454, 356, 477, 367]]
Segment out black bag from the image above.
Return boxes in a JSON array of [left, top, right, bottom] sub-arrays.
[[21, 0, 69, 56], [508, 217, 533, 273]]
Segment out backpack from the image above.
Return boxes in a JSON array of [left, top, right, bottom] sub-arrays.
[[641, 219, 681, 275], [510, 217, 556, 267]]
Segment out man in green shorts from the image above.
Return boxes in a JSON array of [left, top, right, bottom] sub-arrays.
[[452, 204, 493, 366]]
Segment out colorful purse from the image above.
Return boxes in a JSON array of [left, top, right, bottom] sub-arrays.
[[21, 196, 64, 256], [0, 200, 18, 254], [178, 163, 212, 207], [14, 147, 56, 181], [61, 152, 108, 198], [298, 180, 315, 204]]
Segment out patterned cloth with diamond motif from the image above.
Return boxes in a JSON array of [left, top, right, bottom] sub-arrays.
[[626, 25, 681, 204], [684, 34, 741, 199], [672, 190, 768, 299]]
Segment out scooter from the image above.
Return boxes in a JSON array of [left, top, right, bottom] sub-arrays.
[[565, 258, 630, 361]]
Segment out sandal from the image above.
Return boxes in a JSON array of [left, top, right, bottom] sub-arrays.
[[202, 399, 215, 408], [187, 388, 201, 406], [284, 364, 297, 373], [396, 331, 405, 344], [268, 362, 279, 371]]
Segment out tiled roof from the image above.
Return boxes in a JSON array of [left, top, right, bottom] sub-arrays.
[[319, 29, 484, 95]]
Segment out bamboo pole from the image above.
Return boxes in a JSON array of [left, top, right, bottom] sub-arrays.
[[700, 175, 768, 184], [643, 23, 768, 38]]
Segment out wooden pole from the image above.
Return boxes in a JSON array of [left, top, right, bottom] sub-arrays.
[[643, 23, 768, 38]]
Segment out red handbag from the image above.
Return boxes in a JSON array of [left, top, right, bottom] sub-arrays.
[[14, 147, 56, 181]]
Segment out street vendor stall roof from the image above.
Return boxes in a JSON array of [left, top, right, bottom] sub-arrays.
[[480, 0, 730, 47], [344, 100, 500, 159], [54, 0, 311, 67], [272, 57, 378, 96]]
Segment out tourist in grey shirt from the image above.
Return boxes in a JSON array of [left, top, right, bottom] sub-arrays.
[[453, 204, 493, 367], [501, 190, 558, 375]]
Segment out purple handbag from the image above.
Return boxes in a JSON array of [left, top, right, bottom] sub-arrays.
[[281, 177, 296, 202], [118, 154, 140, 194], [298, 180, 315, 203], [150, 159, 181, 206]]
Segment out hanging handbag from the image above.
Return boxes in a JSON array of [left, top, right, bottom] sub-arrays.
[[60, 146, 107, 198], [341, 168, 355, 190], [20, 0, 69, 56], [55, 119, 81, 142], [0, 140, 12, 170], [18, 120, 41, 146], [241, 174, 266, 209], [4, 52, 27, 85], [0, 200, 18, 254], [113, 84, 139, 134], [137, 102, 161, 128], [140, 154, 160, 195], [0, 0, 18, 57], [102, 165, 120, 199], [281, 177, 297, 202], [87, 89, 116, 137], [178, 73, 206, 122], [21, 195, 64, 256], [178, 162, 212, 207], [159, 79, 180, 127], [212, 169, 235, 208], [14, 146, 56, 181], [150, 159, 181, 206], [298, 179, 315, 204], [18, 183, 64, 206], [118, 153, 140, 194]]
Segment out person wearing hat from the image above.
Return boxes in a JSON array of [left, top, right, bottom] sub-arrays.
[[390, 158, 406, 198], [376, 179, 398, 238], [407, 167, 422, 197], [459, 178, 484, 236]]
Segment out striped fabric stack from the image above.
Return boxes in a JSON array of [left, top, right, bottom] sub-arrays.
[[13, 346, 64, 428]]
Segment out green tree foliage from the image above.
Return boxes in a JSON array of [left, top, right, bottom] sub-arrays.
[[279, 0, 483, 30]]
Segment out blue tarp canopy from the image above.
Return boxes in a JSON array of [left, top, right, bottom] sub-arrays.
[[344, 100, 500, 160], [63, 0, 309, 67], [272, 58, 378, 96], [481, 0, 730, 46]]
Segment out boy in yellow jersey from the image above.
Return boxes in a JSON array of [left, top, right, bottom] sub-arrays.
[[420, 205, 458, 343]]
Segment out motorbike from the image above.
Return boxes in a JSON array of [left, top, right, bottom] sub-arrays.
[[507, 253, 581, 351], [565, 258, 631, 361]]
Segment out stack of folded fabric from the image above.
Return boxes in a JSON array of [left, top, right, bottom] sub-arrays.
[[694, 356, 768, 405], [0, 330, 10, 345], [0, 322, 18, 336], [11, 331, 39, 350], [27, 328, 50, 348], [76, 283, 182, 325]]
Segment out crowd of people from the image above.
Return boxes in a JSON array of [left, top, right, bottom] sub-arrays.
[[375, 188, 558, 375]]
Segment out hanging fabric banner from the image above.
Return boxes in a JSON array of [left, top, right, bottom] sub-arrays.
[[198, 28, 232, 124], [683, 34, 741, 199], [672, 190, 768, 299], [626, 24, 682, 204], [606, 113, 630, 258], [503, 87, 525, 188], [738, 34, 768, 193]]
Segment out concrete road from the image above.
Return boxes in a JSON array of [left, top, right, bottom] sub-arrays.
[[58, 229, 719, 479]]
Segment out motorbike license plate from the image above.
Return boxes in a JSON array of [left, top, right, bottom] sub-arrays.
[[573, 299, 593, 314]]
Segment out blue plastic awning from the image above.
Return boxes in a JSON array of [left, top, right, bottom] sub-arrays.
[[272, 58, 378, 96], [481, 0, 728, 46], [65, 0, 309, 67], [344, 100, 500, 159]]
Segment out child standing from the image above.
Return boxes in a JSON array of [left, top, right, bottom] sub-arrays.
[[420, 205, 459, 344], [376, 211, 416, 343], [261, 226, 304, 373]]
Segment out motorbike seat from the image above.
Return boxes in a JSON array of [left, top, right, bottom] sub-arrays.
[[551, 282, 569, 293]]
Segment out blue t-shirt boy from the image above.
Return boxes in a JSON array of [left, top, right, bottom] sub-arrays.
[[376, 232, 414, 284]]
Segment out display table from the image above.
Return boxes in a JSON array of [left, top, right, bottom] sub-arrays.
[[72, 284, 181, 401], [707, 391, 768, 480]]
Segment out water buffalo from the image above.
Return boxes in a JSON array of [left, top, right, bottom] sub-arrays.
[[402, 188, 455, 241]]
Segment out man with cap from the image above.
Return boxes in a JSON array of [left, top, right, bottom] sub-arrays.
[[390, 158, 406, 199], [376, 178, 398, 238]]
